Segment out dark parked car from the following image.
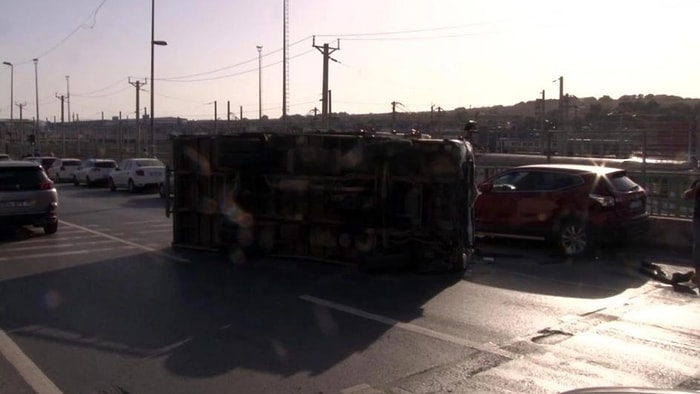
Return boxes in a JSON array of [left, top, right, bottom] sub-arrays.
[[25, 156, 58, 171], [475, 164, 649, 256], [0, 160, 59, 234]]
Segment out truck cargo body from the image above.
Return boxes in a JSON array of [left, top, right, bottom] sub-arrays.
[[167, 132, 477, 271]]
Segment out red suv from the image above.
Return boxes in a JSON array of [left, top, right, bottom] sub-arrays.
[[475, 164, 649, 256]]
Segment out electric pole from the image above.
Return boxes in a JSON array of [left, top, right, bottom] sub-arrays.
[[391, 101, 402, 131], [313, 36, 339, 130], [283, 0, 289, 129], [56, 94, 66, 156], [129, 77, 147, 155], [66, 76, 71, 126], [15, 102, 27, 146]]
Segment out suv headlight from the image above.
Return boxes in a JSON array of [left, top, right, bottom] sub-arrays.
[[590, 193, 615, 207]]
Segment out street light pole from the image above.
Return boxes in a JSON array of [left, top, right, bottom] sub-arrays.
[[150, 0, 167, 157], [257, 45, 262, 121], [66, 75, 70, 124], [2, 62, 12, 146], [33, 58, 39, 152]]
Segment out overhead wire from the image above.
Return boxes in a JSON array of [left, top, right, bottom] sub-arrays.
[[27, 0, 110, 63], [162, 35, 314, 81]]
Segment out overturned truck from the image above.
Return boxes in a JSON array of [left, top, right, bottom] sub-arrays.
[[166, 131, 477, 271]]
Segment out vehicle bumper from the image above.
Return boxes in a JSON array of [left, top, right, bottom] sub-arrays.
[[0, 211, 58, 228]]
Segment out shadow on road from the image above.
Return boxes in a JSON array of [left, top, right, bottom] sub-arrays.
[[467, 238, 654, 299], [0, 248, 458, 391]]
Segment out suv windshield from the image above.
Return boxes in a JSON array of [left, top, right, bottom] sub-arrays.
[[0, 167, 48, 191]]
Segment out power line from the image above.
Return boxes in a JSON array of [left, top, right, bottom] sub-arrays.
[[18, 0, 110, 63], [162, 35, 314, 81], [159, 49, 316, 83], [73, 77, 125, 96]]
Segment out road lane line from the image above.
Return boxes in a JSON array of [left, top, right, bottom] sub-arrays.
[[0, 247, 136, 262], [120, 219, 165, 225], [0, 328, 62, 394], [59, 220, 190, 263], [1, 240, 116, 253], [300, 295, 518, 360], [135, 228, 172, 235]]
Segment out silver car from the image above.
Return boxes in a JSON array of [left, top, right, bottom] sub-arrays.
[[73, 158, 117, 187], [47, 158, 81, 182], [0, 160, 59, 234]]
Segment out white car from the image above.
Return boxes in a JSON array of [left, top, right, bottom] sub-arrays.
[[109, 158, 165, 193], [73, 159, 118, 187], [47, 158, 81, 182]]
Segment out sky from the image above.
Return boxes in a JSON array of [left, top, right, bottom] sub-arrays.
[[1, 0, 699, 122]]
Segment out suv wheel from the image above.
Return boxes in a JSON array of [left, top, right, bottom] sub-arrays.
[[557, 220, 588, 257], [43, 221, 58, 235]]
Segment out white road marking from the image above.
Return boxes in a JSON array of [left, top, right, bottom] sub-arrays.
[[0, 247, 135, 262], [341, 383, 382, 394], [0, 239, 116, 253], [0, 328, 62, 394], [300, 295, 518, 360], [59, 220, 190, 263], [135, 228, 172, 235], [120, 219, 165, 225]]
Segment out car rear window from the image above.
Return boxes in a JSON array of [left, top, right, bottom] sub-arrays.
[[95, 161, 117, 168], [0, 167, 49, 191], [607, 172, 641, 192], [63, 160, 81, 166]]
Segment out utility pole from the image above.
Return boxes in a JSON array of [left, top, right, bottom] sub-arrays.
[[15, 102, 26, 145], [391, 101, 401, 131], [33, 59, 39, 152], [214, 100, 218, 134], [313, 36, 339, 130], [227, 100, 231, 132], [65, 76, 71, 127], [553, 76, 565, 154], [538, 90, 551, 163], [283, 0, 289, 129], [257, 45, 263, 123], [129, 78, 147, 155], [56, 94, 66, 156]]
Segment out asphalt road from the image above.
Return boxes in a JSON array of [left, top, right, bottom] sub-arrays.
[[0, 183, 698, 394]]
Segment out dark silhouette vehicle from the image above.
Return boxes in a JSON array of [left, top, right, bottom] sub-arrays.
[[475, 164, 649, 256], [0, 160, 58, 234]]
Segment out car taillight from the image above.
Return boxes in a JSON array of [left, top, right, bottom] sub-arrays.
[[136, 170, 144, 176], [590, 193, 615, 207], [39, 181, 53, 190]]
